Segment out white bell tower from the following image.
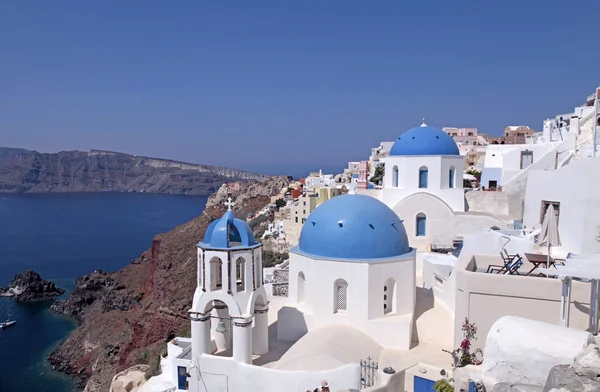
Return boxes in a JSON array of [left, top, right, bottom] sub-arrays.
[[189, 198, 269, 373]]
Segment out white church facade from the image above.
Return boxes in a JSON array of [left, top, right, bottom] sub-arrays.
[[141, 194, 442, 392], [358, 121, 506, 250], [279, 194, 416, 350]]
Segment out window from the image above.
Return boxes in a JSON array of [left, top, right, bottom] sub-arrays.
[[334, 279, 348, 313], [383, 278, 396, 314], [391, 165, 399, 187], [301, 218, 306, 224], [295, 217, 298, 223], [488, 180, 497, 189], [418, 167, 428, 188], [540, 201, 560, 224], [416, 213, 426, 237], [520, 150, 533, 169], [468, 132, 474, 136], [449, 166, 455, 188], [298, 272, 305, 303]]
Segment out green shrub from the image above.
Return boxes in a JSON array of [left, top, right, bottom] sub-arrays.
[[433, 379, 454, 392]]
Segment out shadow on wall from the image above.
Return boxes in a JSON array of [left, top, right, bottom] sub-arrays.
[[410, 287, 435, 349], [252, 321, 295, 367], [277, 306, 309, 342]]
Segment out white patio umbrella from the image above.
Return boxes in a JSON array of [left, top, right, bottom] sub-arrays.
[[540, 204, 561, 268]]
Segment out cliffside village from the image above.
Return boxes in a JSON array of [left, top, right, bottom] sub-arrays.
[[124, 85, 600, 392]]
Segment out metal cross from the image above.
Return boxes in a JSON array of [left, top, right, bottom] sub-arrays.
[[224, 197, 235, 211]]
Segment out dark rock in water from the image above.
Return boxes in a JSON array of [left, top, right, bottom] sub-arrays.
[[0, 270, 65, 301]]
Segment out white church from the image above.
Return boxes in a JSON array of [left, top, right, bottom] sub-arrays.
[[357, 121, 506, 250], [141, 193, 445, 392]]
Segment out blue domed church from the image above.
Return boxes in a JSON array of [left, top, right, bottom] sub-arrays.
[[372, 121, 502, 250], [278, 194, 417, 350]]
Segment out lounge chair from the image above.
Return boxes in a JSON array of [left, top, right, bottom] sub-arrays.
[[486, 252, 523, 274]]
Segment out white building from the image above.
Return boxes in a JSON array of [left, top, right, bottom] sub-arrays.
[[261, 220, 285, 239], [358, 121, 506, 250], [369, 141, 394, 176], [279, 194, 417, 350], [305, 170, 337, 189]]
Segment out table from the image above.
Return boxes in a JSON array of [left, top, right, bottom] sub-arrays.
[[524, 253, 559, 276]]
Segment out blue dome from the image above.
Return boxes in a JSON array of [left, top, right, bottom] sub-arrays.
[[389, 125, 460, 156], [296, 194, 411, 260], [199, 210, 258, 249]]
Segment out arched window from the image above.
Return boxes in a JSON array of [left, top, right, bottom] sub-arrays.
[[298, 272, 305, 303], [392, 165, 399, 187], [235, 257, 246, 292], [449, 166, 455, 188], [334, 279, 348, 313], [416, 213, 426, 237], [383, 278, 396, 315], [418, 166, 428, 188], [210, 257, 223, 291]]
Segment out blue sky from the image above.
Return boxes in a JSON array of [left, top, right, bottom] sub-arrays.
[[1, 1, 598, 177]]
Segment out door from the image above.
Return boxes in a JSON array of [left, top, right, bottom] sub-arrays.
[[177, 366, 188, 390], [414, 376, 436, 391], [488, 180, 497, 190]]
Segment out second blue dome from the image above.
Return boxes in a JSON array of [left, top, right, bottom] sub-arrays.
[[389, 125, 460, 156]]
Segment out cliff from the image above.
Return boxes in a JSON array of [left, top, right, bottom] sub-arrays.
[[0, 147, 268, 195], [48, 176, 291, 391]]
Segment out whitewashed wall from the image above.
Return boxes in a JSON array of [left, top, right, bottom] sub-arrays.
[[524, 157, 600, 255], [188, 355, 361, 392], [283, 251, 416, 350]]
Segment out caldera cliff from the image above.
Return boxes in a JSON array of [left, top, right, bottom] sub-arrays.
[[0, 147, 267, 194], [48, 176, 291, 391]]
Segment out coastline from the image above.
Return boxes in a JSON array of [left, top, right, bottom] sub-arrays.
[[43, 177, 290, 391]]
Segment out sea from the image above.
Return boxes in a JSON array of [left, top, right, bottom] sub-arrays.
[[0, 193, 208, 392]]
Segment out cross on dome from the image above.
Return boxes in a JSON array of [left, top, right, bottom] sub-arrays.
[[420, 117, 427, 127], [225, 197, 235, 211]]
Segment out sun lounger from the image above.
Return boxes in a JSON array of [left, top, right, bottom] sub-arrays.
[[486, 252, 523, 274]]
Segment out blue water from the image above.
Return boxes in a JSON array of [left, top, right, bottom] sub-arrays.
[[0, 193, 208, 392]]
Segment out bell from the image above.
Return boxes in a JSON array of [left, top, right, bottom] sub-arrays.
[[216, 319, 227, 333]]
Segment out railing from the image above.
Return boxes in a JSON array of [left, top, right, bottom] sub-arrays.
[[360, 357, 378, 389]]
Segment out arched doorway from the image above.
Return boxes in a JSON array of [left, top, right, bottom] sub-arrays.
[[416, 213, 427, 237]]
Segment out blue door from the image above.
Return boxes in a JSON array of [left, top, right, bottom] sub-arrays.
[[177, 366, 187, 390], [414, 376, 436, 391], [416, 214, 426, 237]]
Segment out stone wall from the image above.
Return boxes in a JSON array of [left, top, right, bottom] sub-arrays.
[[273, 269, 289, 297]]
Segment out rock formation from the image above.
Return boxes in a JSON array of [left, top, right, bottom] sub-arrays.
[[108, 365, 149, 392], [0, 147, 268, 194], [48, 176, 291, 391], [0, 270, 65, 301]]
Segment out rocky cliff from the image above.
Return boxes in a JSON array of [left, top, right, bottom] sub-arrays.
[[0, 147, 268, 194], [0, 270, 65, 301], [49, 176, 291, 391]]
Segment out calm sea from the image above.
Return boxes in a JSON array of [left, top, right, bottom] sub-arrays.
[[0, 193, 208, 392]]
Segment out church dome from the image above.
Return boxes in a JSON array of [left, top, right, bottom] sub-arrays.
[[199, 210, 258, 249], [297, 194, 411, 260], [389, 123, 460, 156]]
